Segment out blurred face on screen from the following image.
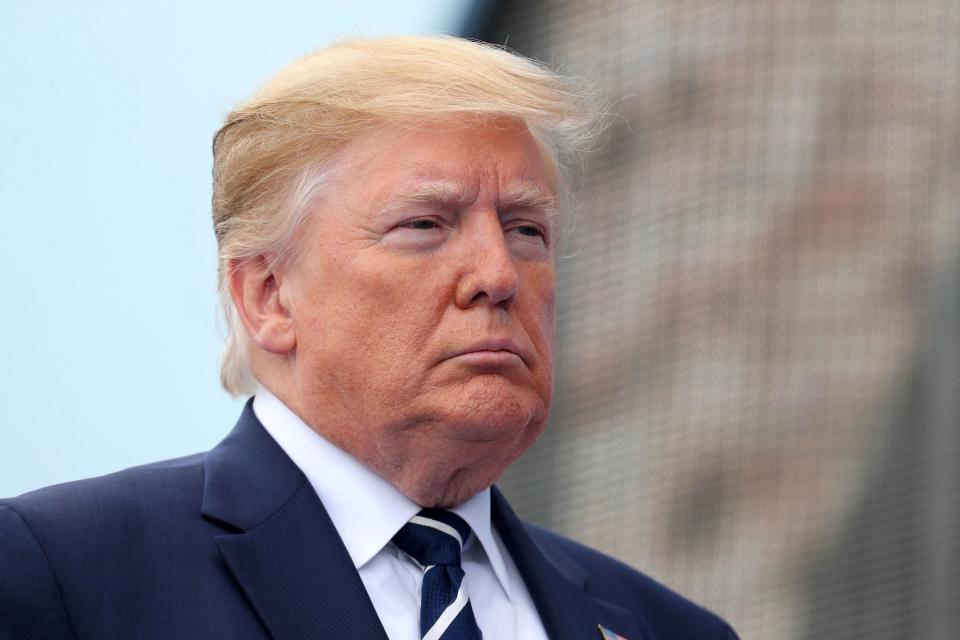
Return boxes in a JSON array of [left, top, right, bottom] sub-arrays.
[[275, 116, 557, 507]]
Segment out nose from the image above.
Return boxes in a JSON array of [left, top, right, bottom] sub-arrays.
[[454, 210, 520, 309]]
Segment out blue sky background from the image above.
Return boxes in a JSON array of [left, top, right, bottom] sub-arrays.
[[1, 1, 474, 497]]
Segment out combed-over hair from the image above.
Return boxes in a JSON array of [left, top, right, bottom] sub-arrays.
[[213, 35, 597, 396]]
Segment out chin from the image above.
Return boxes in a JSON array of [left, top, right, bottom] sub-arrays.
[[393, 402, 549, 508], [445, 377, 550, 442]]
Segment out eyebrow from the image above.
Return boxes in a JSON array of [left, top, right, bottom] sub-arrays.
[[498, 182, 559, 218], [383, 180, 558, 218], [386, 181, 472, 211]]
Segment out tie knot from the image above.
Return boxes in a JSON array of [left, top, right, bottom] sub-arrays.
[[392, 508, 472, 568]]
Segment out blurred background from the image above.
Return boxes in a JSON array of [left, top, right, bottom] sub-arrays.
[[2, 2, 958, 639]]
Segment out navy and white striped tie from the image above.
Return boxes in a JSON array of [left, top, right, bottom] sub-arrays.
[[392, 509, 483, 640]]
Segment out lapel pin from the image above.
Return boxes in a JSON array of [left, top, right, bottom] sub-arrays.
[[598, 624, 628, 640]]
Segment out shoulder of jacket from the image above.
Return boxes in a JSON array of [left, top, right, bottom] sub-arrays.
[[1, 452, 206, 530]]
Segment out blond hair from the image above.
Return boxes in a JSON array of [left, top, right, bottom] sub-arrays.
[[213, 35, 597, 396]]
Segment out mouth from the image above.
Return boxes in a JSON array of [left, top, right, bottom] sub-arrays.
[[444, 339, 528, 366]]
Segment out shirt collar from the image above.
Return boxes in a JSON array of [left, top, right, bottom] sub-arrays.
[[252, 386, 514, 601]]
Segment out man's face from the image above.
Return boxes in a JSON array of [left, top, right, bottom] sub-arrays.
[[277, 117, 557, 507]]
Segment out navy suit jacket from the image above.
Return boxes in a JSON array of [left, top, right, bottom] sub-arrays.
[[0, 402, 737, 639]]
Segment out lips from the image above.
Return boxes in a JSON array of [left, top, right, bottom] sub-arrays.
[[444, 338, 528, 365]]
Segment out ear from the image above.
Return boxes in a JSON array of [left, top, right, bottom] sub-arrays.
[[228, 256, 296, 355]]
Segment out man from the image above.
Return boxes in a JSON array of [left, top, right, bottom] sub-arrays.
[[0, 36, 738, 639]]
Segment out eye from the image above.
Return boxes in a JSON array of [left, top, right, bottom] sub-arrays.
[[507, 223, 549, 246], [402, 219, 440, 230], [515, 225, 543, 238]]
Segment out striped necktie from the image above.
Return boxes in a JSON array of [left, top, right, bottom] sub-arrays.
[[392, 508, 483, 640]]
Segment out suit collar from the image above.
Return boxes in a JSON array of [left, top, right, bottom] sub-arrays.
[[202, 400, 389, 640], [491, 487, 643, 640], [201, 398, 305, 531]]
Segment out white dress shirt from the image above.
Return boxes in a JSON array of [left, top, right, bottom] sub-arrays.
[[253, 387, 549, 640]]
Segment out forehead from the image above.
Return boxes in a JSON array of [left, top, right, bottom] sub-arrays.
[[330, 116, 558, 199]]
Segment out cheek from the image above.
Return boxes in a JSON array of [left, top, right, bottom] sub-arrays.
[[525, 267, 557, 350], [315, 263, 445, 369]]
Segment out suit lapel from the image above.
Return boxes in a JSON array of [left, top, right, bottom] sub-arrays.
[[202, 401, 389, 640], [491, 488, 642, 640]]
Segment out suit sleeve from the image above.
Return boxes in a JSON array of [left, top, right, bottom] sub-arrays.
[[0, 504, 77, 640]]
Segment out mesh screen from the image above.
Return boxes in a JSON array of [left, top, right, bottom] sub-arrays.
[[478, 2, 960, 638]]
